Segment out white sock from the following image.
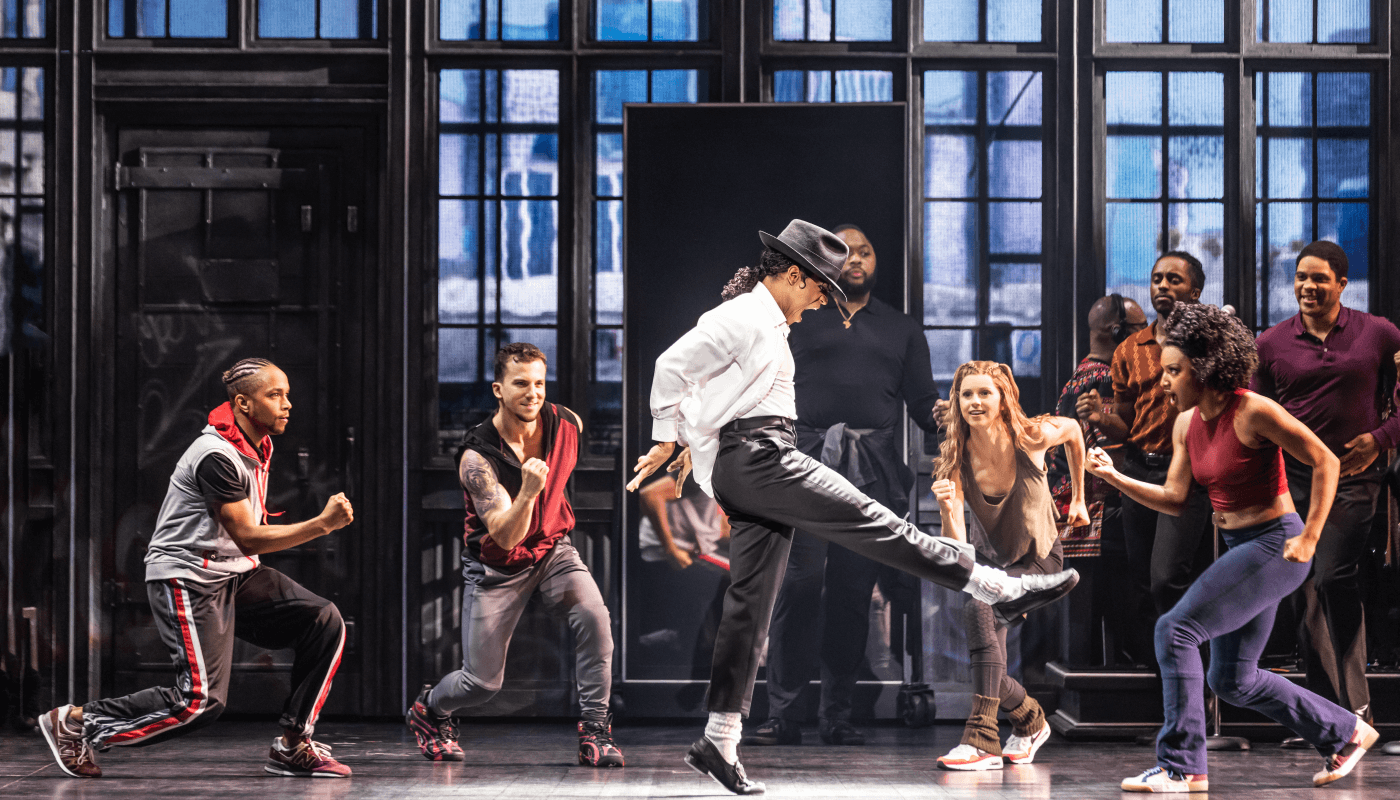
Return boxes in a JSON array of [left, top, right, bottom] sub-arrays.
[[966, 564, 1023, 604], [705, 711, 742, 763]]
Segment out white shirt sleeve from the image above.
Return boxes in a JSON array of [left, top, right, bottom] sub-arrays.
[[650, 308, 747, 442]]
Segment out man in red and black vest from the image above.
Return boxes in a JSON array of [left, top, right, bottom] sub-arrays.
[[406, 342, 623, 768]]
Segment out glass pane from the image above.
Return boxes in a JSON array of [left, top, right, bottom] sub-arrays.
[[923, 202, 978, 326], [1167, 202, 1223, 306], [500, 200, 557, 321], [595, 201, 624, 325], [1168, 73, 1223, 126], [989, 202, 1040, 254], [1106, 73, 1161, 125], [440, 200, 481, 324], [774, 71, 804, 101], [988, 140, 1041, 198], [989, 263, 1041, 325], [1317, 0, 1368, 43], [442, 0, 483, 38], [259, 0, 314, 37], [598, 0, 646, 40], [1107, 137, 1161, 199], [807, 71, 832, 102], [1260, 203, 1308, 324], [1317, 139, 1367, 198], [926, 329, 975, 392], [835, 0, 891, 41], [1263, 0, 1312, 41], [440, 70, 482, 123], [440, 134, 480, 196], [504, 328, 559, 379], [1317, 73, 1369, 127], [173, 0, 227, 36], [1168, 0, 1222, 42], [595, 328, 623, 383], [321, 0, 362, 38], [1267, 138, 1311, 198], [834, 71, 893, 103], [923, 0, 976, 41], [652, 70, 700, 103], [988, 0, 1040, 41], [926, 135, 975, 198], [989, 72, 1042, 127], [1167, 137, 1224, 199], [504, 0, 558, 39], [503, 70, 559, 123], [596, 70, 646, 124], [1010, 330, 1042, 378], [1107, 0, 1161, 41], [1263, 73, 1310, 126], [808, 0, 830, 39], [1105, 203, 1161, 307], [596, 133, 622, 196], [500, 134, 557, 197], [439, 327, 480, 384], [1319, 204, 1368, 307], [774, 0, 804, 39], [924, 71, 977, 125], [20, 131, 41, 196]]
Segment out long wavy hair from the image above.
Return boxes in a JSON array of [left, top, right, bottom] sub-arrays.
[[720, 247, 797, 301], [933, 361, 1048, 481]]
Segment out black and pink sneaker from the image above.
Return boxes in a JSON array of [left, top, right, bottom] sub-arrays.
[[265, 736, 352, 778], [1314, 718, 1379, 787], [406, 685, 465, 762], [578, 715, 625, 767]]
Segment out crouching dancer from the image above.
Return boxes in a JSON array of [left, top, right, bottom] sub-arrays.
[[406, 343, 623, 768], [628, 220, 1079, 795], [40, 358, 353, 778], [1087, 304, 1376, 793]]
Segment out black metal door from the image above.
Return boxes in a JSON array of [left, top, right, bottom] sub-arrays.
[[106, 129, 370, 717]]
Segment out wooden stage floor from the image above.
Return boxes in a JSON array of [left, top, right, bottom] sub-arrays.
[[3, 719, 1398, 798]]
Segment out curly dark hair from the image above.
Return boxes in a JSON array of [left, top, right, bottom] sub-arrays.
[[720, 247, 797, 301], [1161, 304, 1257, 393]]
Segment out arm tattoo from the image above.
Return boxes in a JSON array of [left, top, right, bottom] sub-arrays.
[[460, 451, 506, 517]]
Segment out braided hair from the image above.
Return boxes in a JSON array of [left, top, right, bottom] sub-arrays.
[[222, 358, 275, 402], [720, 247, 798, 301]]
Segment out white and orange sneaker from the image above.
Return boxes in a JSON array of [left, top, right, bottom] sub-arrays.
[[1003, 723, 1051, 765], [937, 744, 1003, 771], [1121, 766, 1208, 793], [1314, 718, 1379, 787]]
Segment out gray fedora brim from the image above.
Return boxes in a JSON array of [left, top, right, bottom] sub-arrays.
[[758, 230, 849, 303]]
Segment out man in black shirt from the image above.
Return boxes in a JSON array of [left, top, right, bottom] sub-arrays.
[[748, 224, 941, 746]]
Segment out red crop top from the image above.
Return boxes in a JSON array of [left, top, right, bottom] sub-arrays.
[[1186, 390, 1289, 512]]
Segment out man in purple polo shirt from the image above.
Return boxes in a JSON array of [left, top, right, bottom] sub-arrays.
[[1251, 240, 1400, 742]]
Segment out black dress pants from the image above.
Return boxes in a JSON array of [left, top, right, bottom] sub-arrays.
[[706, 421, 976, 716], [1284, 453, 1382, 718]]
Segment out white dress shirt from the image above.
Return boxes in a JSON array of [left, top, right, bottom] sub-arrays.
[[650, 281, 797, 496]]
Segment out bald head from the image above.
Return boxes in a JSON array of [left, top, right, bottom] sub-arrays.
[[1087, 295, 1147, 359]]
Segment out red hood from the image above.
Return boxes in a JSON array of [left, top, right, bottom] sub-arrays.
[[208, 402, 273, 465]]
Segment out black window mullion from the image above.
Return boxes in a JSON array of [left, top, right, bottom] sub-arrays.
[[1310, 70, 1318, 255], [976, 70, 991, 356], [1160, 72, 1169, 254], [1259, 73, 1270, 326]]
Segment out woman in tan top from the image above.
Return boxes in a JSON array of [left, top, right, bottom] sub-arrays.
[[932, 361, 1088, 771]]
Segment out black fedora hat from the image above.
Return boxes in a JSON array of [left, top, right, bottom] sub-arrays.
[[759, 219, 849, 302]]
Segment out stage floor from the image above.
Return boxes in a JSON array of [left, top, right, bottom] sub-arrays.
[[3, 719, 1397, 798]]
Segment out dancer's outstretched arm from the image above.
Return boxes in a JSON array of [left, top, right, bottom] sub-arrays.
[[1038, 416, 1090, 528], [1086, 412, 1194, 516]]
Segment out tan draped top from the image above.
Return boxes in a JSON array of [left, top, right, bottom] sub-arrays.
[[959, 447, 1059, 567]]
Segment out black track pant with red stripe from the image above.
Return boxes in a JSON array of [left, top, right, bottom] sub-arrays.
[[82, 566, 345, 750]]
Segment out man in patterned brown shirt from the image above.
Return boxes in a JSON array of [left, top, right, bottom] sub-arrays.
[[1078, 253, 1215, 662]]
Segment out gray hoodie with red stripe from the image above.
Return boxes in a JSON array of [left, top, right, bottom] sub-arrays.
[[144, 402, 269, 584]]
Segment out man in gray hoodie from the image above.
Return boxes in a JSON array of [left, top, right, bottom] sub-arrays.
[[39, 358, 355, 779]]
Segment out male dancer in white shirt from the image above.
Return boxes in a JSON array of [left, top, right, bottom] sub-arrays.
[[628, 219, 1079, 795]]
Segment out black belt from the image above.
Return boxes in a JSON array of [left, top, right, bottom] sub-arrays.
[[721, 416, 794, 434], [1126, 448, 1171, 469]]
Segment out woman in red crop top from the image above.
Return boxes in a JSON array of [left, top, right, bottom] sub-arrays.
[[1086, 303, 1373, 793]]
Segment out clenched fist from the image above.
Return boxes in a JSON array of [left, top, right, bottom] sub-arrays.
[[1085, 447, 1116, 479], [321, 493, 354, 530], [931, 478, 958, 509], [1076, 389, 1104, 424], [520, 457, 550, 499]]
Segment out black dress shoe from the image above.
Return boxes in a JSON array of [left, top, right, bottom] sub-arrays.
[[991, 569, 1080, 627], [685, 737, 766, 795], [743, 717, 801, 746], [818, 719, 865, 745]]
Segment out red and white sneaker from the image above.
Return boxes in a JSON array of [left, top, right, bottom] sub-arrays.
[[1003, 723, 1051, 764], [937, 744, 1003, 771], [406, 685, 466, 762], [1314, 718, 1379, 787], [39, 706, 101, 778], [1121, 766, 1208, 793], [265, 737, 352, 778]]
